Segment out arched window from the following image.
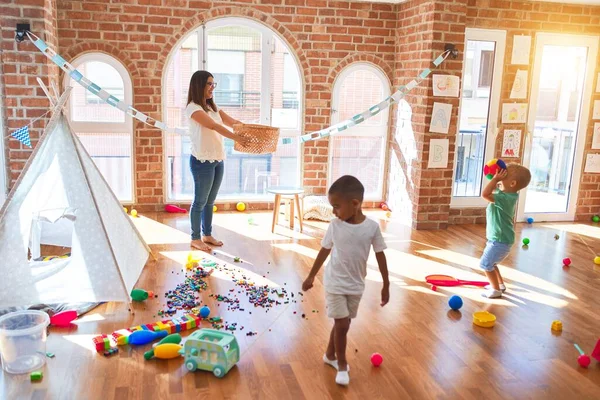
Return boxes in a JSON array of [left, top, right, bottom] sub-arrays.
[[330, 63, 390, 200], [164, 18, 302, 201], [64, 53, 134, 202]]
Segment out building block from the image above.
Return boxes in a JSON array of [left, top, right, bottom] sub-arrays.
[[30, 371, 43, 382]]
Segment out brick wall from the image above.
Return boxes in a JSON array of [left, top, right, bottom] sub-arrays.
[[449, 0, 600, 224], [388, 0, 466, 229], [1, 0, 397, 212], [1, 0, 60, 185]]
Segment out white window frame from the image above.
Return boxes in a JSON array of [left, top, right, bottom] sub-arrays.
[[63, 52, 135, 203], [329, 62, 391, 201], [162, 17, 304, 203], [451, 28, 506, 208], [0, 93, 6, 205]]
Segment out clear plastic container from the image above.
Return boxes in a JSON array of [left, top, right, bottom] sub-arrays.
[[0, 310, 50, 374]]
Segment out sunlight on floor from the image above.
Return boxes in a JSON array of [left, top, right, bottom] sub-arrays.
[[130, 215, 190, 245], [541, 223, 600, 240], [214, 213, 313, 241], [159, 250, 280, 287], [62, 334, 100, 353], [74, 313, 105, 323], [417, 248, 577, 300]]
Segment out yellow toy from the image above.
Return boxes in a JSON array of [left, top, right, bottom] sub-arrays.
[[473, 311, 496, 328], [152, 343, 182, 359], [131, 209, 138, 217], [123, 207, 128, 214], [594, 256, 600, 265], [213, 205, 217, 212], [551, 320, 563, 332], [186, 253, 199, 270], [236, 202, 246, 212]]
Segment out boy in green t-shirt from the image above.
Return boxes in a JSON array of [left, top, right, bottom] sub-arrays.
[[480, 163, 531, 298]]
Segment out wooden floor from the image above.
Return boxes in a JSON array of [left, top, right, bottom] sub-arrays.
[[2, 211, 600, 399]]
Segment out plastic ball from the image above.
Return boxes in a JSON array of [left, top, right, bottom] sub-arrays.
[[236, 202, 246, 212], [593, 215, 600, 223], [526, 217, 534, 224], [123, 207, 128, 214], [199, 306, 210, 318], [431, 285, 437, 291], [522, 238, 530, 245], [448, 295, 463, 310], [483, 158, 507, 180], [554, 234, 560, 240], [213, 205, 217, 212], [594, 256, 600, 265], [131, 209, 138, 217], [562, 258, 571, 267], [370, 353, 383, 367], [578, 354, 591, 368], [380, 202, 389, 211], [385, 211, 392, 218]]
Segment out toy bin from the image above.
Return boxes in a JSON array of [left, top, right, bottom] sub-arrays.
[[0, 310, 50, 374]]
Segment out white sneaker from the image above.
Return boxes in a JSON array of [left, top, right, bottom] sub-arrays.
[[323, 354, 350, 371], [484, 284, 506, 292], [482, 288, 502, 299], [323, 354, 338, 370], [335, 370, 350, 386]]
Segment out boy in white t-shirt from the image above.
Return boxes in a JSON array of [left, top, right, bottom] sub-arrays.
[[302, 175, 390, 386]]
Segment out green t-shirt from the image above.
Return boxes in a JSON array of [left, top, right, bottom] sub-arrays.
[[486, 189, 519, 244]]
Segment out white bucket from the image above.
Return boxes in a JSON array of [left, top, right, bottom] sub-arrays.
[[0, 310, 50, 374]]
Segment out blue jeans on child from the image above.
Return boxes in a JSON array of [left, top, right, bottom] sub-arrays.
[[480, 240, 511, 272], [189, 157, 224, 240]]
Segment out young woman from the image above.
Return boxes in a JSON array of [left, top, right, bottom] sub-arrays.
[[185, 70, 248, 252]]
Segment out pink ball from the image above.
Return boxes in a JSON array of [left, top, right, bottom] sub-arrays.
[[370, 352, 383, 367], [578, 354, 591, 368], [431, 285, 438, 292], [563, 258, 571, 266]]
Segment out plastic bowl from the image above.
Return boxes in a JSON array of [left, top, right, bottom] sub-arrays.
[[0, 310, 50, 374], [473, 311, 496, 328]]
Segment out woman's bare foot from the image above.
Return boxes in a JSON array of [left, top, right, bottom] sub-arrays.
[[202, 236, 223, 246], [191, 239, 211, 252]]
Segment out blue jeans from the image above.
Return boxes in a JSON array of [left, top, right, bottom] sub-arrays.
[[189, 157, 224, 240], [479, 240, 511, 272]]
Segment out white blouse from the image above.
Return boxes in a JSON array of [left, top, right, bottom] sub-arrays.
[[185, 102, 226, 162]]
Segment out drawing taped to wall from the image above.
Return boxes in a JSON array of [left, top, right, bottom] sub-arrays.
[[501, 129, 521, 158], [427, 139, 449, 169], [432, 75, 460, 97], [429, 103, 452, 134], [501, 103, 528, 124]]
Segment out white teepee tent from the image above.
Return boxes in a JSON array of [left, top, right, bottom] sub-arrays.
[[0, 88, 150, 307]]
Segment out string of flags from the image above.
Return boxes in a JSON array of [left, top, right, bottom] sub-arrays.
[[14, 31, 453, 148]]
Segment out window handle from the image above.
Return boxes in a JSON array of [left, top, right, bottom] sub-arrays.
[[332, 109, 337, 113]]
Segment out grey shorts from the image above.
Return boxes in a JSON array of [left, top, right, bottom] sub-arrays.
[[326, 293, 362, 319]]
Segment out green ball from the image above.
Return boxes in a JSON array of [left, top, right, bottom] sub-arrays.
[[522, 238, 530, 245], [592, 215, 600, 223], [486, 174, 493, 180]]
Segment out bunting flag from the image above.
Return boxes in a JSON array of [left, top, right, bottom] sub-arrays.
[[25, 31, 452, 146], [11, 125, 32, 148]]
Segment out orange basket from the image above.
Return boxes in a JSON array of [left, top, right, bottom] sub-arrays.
[[233, 124, 280, 154]]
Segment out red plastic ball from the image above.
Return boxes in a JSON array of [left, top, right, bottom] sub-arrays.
[[370, 352, 383, 367], [431, 285, 437, 292], [562, 258, 571, 267], [578, 354, 591, 368]]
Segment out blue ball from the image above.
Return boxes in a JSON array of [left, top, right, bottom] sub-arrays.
[[526, 217, 534, 224], [200, 306, 210, 318], [497, 159, 507, 169], [448, 295, 463, 311]]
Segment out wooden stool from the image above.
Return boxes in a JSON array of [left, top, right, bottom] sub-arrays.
[[268, 187, 304, 233]]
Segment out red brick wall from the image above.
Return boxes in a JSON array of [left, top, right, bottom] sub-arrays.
[[1, 0, 397, 211], [450, 0, 600, 224], [1, 0, 60, 184], [387, 0, 466, 229]]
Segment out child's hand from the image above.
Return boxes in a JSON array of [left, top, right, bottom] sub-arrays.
[[302, 277, 314, 291], [380, 285, 390, 307], [492, 169, 508, 182]]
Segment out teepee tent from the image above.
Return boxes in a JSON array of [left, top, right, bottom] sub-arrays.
[[0, 88, 150, 307]]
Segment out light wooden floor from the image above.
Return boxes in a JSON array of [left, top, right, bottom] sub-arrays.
[[2, 211, 600, 399]]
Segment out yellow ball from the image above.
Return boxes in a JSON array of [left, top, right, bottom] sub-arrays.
[[213, 205, 217, 212], [386, 211, 392, 218], [594, 256, 600, 265], [123, 207, 128, 214], [486, 158, 497, 167], [131, 209, 138, 217], [236, 202, 246, 212]]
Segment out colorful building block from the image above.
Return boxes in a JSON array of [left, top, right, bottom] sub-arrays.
[[30, 371, 43, 382]]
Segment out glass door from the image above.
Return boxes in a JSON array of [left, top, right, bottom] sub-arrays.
[[518, 34, 598, 221]]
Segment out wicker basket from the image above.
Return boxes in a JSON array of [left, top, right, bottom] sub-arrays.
[[233, 124, 280, 154]]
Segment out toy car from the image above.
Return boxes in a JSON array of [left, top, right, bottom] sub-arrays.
[[179, 329, 239, 378]]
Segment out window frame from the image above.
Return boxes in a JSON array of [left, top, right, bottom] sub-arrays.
[[451, 28, 506, 208], [328, 62, 391, 202], [0, 93, 6, 204], [162, 17, 304, 203], [62, 52, 135, 204]]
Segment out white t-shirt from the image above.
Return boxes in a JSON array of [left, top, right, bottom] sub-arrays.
[[321, 217, 387, 295], [185, 102, 226, 161]]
